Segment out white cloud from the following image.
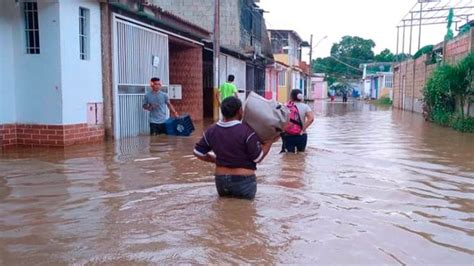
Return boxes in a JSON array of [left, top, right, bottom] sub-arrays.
[[259, 0, 450, 59]]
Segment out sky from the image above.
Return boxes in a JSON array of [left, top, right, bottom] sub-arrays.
[[259, 0, 452, 60]]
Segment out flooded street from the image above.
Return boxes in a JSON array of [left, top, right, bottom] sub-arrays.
[[1, 100, 473, 265]]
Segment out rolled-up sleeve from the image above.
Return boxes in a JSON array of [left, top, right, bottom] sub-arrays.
[[194, 133, 212, 156], [246, 132, 263, 163]]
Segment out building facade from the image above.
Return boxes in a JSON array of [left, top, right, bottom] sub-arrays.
[[101, 0, 210, 138], [1, 0, 104, 148], [268, 29, 308, 103], [151, 0, 274, 99], [362, 63, 393, 100], [311, 74, 328, 100]]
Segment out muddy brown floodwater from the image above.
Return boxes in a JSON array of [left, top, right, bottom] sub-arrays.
[[0, 100, 473, 265]]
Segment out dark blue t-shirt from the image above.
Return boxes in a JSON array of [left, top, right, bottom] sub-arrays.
[[194, 121, 263, 170]]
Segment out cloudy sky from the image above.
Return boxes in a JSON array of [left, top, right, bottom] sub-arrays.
[[259, 0, 456, 60]]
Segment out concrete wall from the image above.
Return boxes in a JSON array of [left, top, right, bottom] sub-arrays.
[[12, 0, 63, 124], [152, 0, 241, 50], [312, 77, 327, 99], [274, 54, 289, 66], [59, 0, 103, 125], [265, 68, 277, 100], [100, 2, 114, 138], [278, 71, 290, 103], [288, 35, 299, 66], [0, 1, 16, 124], [3, 0, 103, 124], [219, 54, 247, 101]]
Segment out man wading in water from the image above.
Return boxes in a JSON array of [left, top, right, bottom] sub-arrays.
[[143, 77, 179, 135], [193, 97, 278, 200]]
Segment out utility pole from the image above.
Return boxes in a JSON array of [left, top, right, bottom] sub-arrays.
[[418, 2, 423, 50], [213, 0, 220, 121]]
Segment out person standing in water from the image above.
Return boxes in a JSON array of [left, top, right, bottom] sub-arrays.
[[281, 89, 315, 153], [143, 77, 179, 135], [193, 97, 278, 200]]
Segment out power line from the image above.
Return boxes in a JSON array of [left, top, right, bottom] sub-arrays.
[[329, 56, 364, 72]]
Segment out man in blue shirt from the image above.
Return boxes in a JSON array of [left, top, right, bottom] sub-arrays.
[[143, 77, 179, 135]]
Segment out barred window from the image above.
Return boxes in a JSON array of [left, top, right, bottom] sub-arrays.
[[24, 2, 40, 54], [385, 75, 393, 88], [79, 7, 90, 60]]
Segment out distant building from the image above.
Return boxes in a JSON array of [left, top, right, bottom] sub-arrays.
[[311, 74, 328, 100], [268, 29, 310, 103], [152, 0, 274, 101], [362, 63, 393, 100]]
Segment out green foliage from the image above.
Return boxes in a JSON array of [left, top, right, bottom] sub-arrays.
[[450, 115, 474, 132], [431, 108, 453, 126], [424, 64, 455, 115], [330, 36, 376, 61], [374, 96, 392, 106], [394, 53, 412, 62], [326, 76, 337, 86], [375, 49, 395, 62], [448, 53, 474, 119], [312, 36, 375, 83], [459, 24, 471, 36], [423, 53, 474, 132], [445, 8, 454, 41], [413, 45, 433, 60]]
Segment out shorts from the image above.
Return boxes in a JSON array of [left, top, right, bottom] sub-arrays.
[[281, 133, 308, 153], [150, 123, 166, 135], [215, 175, 257, 200]]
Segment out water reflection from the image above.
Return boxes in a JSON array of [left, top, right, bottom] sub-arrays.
[[0, 100, 473, 264]]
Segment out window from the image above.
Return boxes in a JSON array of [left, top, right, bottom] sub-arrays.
[[24, 2, 40, 54], [79, 7, 90, 60], [385, 75, 393, 88], [278, 71, 286, 86]]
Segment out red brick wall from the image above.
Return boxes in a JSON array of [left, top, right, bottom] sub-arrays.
[[169, 44, 203, 121], [394, 55, 431, 112], [445, 34, 471, 64], [393, 32, 472, 113], [0, 123, 104, 149], [0, 124, 18, 149]]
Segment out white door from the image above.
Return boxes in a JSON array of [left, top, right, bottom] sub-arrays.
[[113, 16, 169, 138]]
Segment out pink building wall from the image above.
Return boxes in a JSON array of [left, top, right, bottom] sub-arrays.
[[265, 69, 278, 100], [312, 77, 327, 99]]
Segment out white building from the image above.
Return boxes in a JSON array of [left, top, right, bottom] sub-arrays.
[[1, 0, 104, 148]]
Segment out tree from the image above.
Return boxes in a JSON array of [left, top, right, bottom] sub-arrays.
[[312, 36, 375, 82], [375, 49, 395, 62], [424, 53, 474, 131], [393, 53, 412, 62], [330, 36, 376, 62], [451, 53, 474, 119], [445, 8, 454, 41]]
